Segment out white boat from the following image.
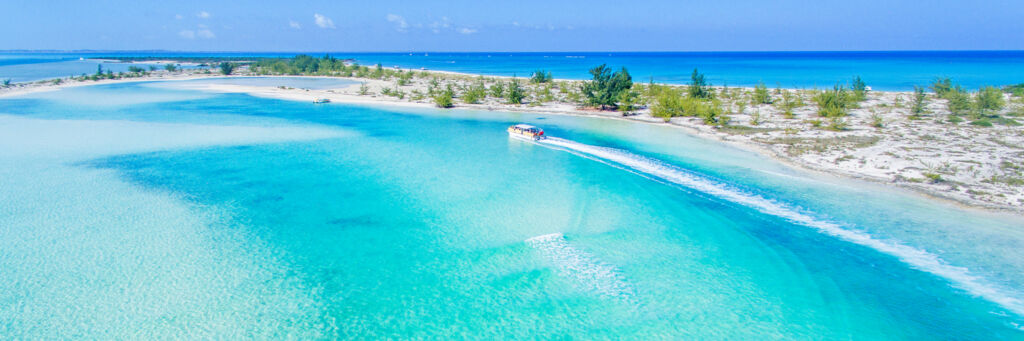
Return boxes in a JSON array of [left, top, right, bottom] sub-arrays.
[[507, 124, 545, 141], [313, 98, 330, 104]]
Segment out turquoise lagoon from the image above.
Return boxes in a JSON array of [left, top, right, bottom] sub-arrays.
[[1, 78, 1023, 339]]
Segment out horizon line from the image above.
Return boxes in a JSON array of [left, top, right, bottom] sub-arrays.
[[3, 49, 1024, 54]]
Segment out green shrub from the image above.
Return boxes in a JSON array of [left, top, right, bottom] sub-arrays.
[[870, 112, 884, 128], [462, 80, 487, 104], [826, 117, 848, 131], [970, 119, 993, 127], [1003, 83, 1024, 97], [218, 62, 235, 75], [507, 78, 525, 104], [752, 82, 771, 104], [530, 70, 552, 83], [433, 88, 454, 108], [851, 76, 867, 102], [814, 85, 851, 117], [397, 71, 413, 86], [975, 86, 1005, 112], [649, 86, 725, 125], [911, 86, 927, 117], [930, 78, 953, 97], [489, 82, 505, 98], [688, 68, 712, 99], [944, 87, 972, 114]]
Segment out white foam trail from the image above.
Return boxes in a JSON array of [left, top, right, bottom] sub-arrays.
[[526, 233, 633, 299], [539, 137, 1024, 316]]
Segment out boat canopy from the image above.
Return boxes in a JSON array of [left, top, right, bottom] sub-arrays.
[[513, 124, 541, 132]]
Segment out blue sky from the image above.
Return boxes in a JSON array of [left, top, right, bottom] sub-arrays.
[[2, 0, 1022, 51]]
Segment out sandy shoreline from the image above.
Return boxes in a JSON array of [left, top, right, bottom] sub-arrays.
[[2, 69, 1022, 214]]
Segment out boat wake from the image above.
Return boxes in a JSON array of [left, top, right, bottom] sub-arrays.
[[537, 136, 1024, 317], [525, 233, 633, 299]]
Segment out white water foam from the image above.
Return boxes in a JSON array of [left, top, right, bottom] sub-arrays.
[[538, 137, 1024, 317], [525, 233, 633, 299]]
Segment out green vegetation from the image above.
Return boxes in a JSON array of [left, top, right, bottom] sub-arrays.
[[910, 86, 927, 118], [489, 82, 505, 98], [1004, 83, 1024, 97], [164, 64, 178, 72], [813, 85, 852, 117], [975, 86, 1005, 112], [778, 90, 802, 118], [433, 86, 454, 108], [530, 70, 553, 84], [688, 68, 712, 99], [2, 79, 10, 87], [462, 79, 487, 104], [128, 66, 146, 73], [219, 62, 236, 75], [870, 111, 884, 128], [507, 78, 525, 104], [752, 82, 771, 104], [649, 85, 726, 125], [581, 64, 632, 110], [851, 76, 867, 102]]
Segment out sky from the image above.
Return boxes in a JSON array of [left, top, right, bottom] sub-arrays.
[[2, 0, 1023, 52]]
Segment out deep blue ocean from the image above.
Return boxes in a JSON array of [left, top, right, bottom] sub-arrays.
[[2, 51, 1023, 90]]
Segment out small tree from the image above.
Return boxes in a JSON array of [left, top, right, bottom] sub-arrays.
[[581, 64, 632, 109], [814, 85, 851, 117], [507, 77, 525, 104], [2, 79, 10, 87], [752, 82, 771, 104], [911, 86, 927, 117], [851, 76, 867, 102], [165, 64, 178, 72], [530, 70, 552, 83], [96, 64, 104, 76], [688, 68, 712, 99], [433, 87, 454, 108], [930, 77, 953, 97], [489, 81, 505, 98], [462, 79, 487, 104], [975, 86, 1005, 112], [219, 62, 236, 75]]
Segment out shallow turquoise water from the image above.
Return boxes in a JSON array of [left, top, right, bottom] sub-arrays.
[[1, 79, 1023, 338]]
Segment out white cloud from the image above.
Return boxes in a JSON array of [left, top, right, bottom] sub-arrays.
[[197, 11, 210, 19], [386, 14, 408, 32], [314, 13, 335, 29], [458, 27, 477, 35], [289, 20, 301, 29], [196, 29, 215, 39], [512, 21, 520, 27], [175, 14, 183, 20], [179, 25, 215, 39], [428, 16, 451, 34]]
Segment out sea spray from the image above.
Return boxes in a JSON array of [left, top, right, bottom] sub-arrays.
[[525, 233, 633, 299], [538, 136, 1024, 317]]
